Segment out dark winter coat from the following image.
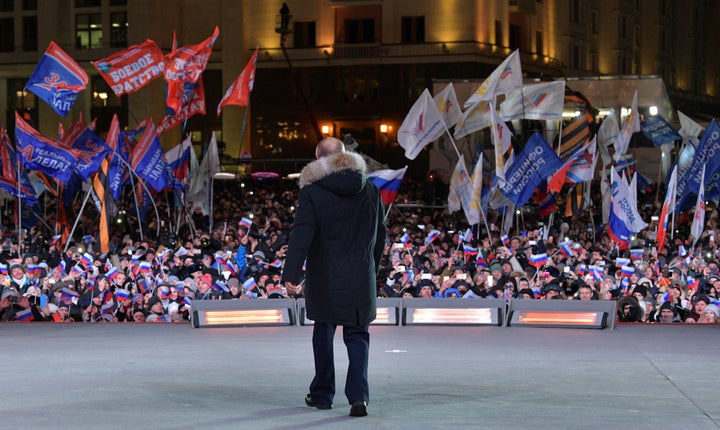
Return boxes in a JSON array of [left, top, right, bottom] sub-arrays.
[[282, 151, 386, 326]]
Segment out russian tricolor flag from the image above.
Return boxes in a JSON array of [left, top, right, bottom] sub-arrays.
[[425, 229, 441, 244], [26, 264, 42, 276], [529, 253, 548, 268], [16, 308, 34, 322], [138, 262, 153, 276], [239, 217, 253, 230], [212, 280, 230, 293], [629, 249, 644, 261], [106, 266, 120, 282], [476, 255, 488, 269], [243, 277, 257, 291], [80, 253, 94, 266], [621, 265, 634, 277], [687, 277, 698, 290], [615, 257, 631, 267], [559, 241, 573, 258], [115, 288, 130, 301], [367, 166, 408, 206], [501, 235, 510, 246]]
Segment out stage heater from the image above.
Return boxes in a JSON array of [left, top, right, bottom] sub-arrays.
[[297, 298, 401, 326], [402, 298, 506, 326], [506, 299, 616, 329], [191, 298, 297, 328]]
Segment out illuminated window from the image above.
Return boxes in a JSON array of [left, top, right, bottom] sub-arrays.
[[76, 13, 102, 49]]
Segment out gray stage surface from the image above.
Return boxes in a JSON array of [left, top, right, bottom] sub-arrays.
[[1, 323, 718, 430]]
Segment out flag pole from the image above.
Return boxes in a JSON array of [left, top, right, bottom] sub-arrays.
[[234, 96, 251, 175], [16, 150, 22, 250], [63, 187, 93, 253]]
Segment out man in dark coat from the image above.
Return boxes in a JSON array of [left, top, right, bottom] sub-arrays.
[[283, 137, 386, 417]]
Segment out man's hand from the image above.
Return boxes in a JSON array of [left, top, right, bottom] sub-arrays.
[[285, 281, 302, 294]]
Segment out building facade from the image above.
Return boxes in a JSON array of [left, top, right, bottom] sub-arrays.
[[0, 0, 717, 172]]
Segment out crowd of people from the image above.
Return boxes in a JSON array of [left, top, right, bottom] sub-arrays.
[[0, 172, 718, 324]]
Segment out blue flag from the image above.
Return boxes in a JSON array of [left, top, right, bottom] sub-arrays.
[[63, 120, 111, 181], [498, 133, 562, 207], [106, 115, 128, 201], [676, 119, 720, 212], [641, 115, 681, 147], [0, 130, 37, 205], [25, 41, 88, 116], [129, 120, 168, 192], [15, 112, 76, 183]]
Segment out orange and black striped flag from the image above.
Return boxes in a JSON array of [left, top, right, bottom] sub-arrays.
[[557, 88, 597, 161], [91, 158, 116, 253]]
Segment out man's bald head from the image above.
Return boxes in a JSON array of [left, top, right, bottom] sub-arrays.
[[315, 137, 345, 159]]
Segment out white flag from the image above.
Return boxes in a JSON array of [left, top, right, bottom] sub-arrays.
[[490, 103, 513, 184], [466, 153, 484, 226], [565, 137, 597, 184], [398, 89, 445, 160], [464, 49, 523, 108], [453, 100, 493, 139], [433, 83, 462, 128], [678, 110, 704, 143], [691, 164, 706, 247], [187, 132, 220, 214], [448, 155, 472, 215], [613, 90, 640, 161], [597, 109, 618, 166], [499, 81, 566, 121]]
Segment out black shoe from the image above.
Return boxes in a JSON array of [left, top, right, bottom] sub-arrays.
[[349, 400, 367, 417], [305, 394, 332, 410]]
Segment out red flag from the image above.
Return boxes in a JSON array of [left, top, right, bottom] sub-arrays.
[[217, 48, 258, 116], [164, 26, 218, 114]]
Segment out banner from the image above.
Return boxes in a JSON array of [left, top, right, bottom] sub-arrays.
[[25, 41, 88, 116], [676, 119, 720, 211], [613, 90, 640, 161], [106, 115, 128, 200], [499, 81, 566, 121], [433, 82, 462, 128], [453, 101, 493, 139], [498, 133, 562, 207], [464, 49, 523, 108], [92, 39, 165, 96], [640, 114, 681, 147], [164, 26, 218, 114], [130, 120, 169, 192], [397, 89, 444, 160], [0, 130, 37, 204], [15, 112, 76, 182], [62, 120, 111, 181], [157, 80, 206, 135], [217, 48, 258, 116]]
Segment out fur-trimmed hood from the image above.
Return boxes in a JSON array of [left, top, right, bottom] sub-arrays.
[[298, 151, 367, 190]]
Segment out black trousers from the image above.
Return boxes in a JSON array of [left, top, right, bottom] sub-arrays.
[[309, 321, 369, 406]]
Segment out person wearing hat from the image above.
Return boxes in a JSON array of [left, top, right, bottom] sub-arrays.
[[145, 295, 168, 322], [657, 301, 682, 323], [7, 263, 31, 294], [684, 294, 711, 323], [698, 303, 719, 324], [194, 274, 219, 300], [282, 137, 385, 417], [222, 277, 243, 299], [540, 283, 565, 300]]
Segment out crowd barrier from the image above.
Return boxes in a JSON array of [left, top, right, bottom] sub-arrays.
[[192, 298, 616, 329]]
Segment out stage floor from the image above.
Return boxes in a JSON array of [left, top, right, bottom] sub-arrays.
[[0, 323, 718, 430]]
